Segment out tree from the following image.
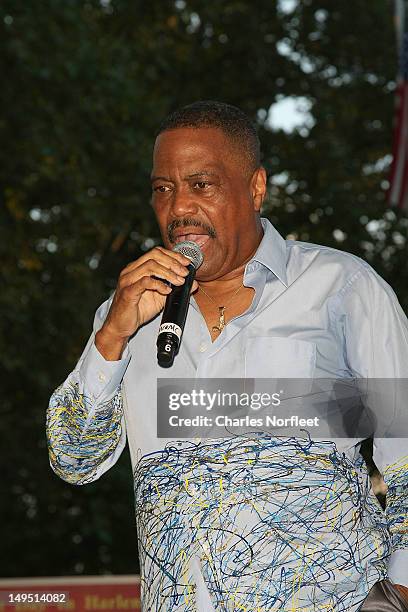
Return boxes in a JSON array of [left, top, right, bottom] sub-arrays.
[[0, 0, 405, 576]]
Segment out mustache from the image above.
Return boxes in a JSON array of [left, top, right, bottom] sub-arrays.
[[167, 218, 217, 243]]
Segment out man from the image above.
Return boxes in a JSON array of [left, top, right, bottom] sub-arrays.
[[47, 101, 408, 611]]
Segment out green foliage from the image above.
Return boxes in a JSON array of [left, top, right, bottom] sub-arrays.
[[1, 0, 406, 576]]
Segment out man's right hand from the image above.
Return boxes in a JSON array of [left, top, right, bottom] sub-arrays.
[[95, 246, 196, 360]]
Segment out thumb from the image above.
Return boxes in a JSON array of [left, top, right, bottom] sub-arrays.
[[190, 280, 199, 293]]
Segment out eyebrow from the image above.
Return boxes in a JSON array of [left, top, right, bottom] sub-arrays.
[[150, 170, 219, 183], [184, 171, 218, 179], [150, 175, 171, 183]]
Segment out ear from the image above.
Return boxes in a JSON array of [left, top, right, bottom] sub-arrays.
[[251, 167, 267, 211]]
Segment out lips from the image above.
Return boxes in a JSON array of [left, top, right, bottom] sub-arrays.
[[174, 233, 210, 249]]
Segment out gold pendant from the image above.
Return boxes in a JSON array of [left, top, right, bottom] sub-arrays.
[[212, 306, 226, 334]]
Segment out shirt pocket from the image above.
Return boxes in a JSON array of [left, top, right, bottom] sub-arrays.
[[244, 336, 316, 378]]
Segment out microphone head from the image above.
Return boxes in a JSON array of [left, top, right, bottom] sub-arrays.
[[173, 240, 204, 270]]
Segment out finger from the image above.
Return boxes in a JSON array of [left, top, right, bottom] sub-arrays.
[[121, 254, 190, 282], [119, 261, 188, 289], [155, 246, 192, 266], [190, 280, 199, 293], [122, 276, 173, 300], [121, 247, 191, 276]]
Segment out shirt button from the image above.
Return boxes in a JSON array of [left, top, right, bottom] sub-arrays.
[[199, 343, 207, 353], [98, 372, 106, 382]]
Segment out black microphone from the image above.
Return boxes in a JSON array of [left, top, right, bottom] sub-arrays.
[[157, 241, 204, 367]]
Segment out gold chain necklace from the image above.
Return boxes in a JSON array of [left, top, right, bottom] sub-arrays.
[[198, 283, 244, 334]]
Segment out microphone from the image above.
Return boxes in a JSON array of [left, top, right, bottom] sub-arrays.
[[157, 241, 204, 367]]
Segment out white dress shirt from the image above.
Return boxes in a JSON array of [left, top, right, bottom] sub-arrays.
[[47, 218, 408, 611]]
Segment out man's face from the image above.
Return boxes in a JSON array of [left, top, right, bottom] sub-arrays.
[[151, 126, 266, 280]]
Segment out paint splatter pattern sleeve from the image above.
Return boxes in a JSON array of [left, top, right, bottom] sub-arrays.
[[46, 376, 125, 485]]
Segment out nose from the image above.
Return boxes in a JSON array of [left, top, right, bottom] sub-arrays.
[[170, 185, 199, 217]]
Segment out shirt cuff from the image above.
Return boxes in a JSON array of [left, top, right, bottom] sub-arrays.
[[79, 341, 131, 401], [388, 549, 408, 587]]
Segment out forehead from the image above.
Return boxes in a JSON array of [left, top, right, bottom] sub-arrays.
[[152, 127, 241, 173]]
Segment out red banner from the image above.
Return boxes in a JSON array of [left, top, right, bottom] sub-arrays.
[[0, 576, 140, 612]]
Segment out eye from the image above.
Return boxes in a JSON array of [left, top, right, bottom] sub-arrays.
[[153, 185, 171, 193], [193, 181, 211, 189]]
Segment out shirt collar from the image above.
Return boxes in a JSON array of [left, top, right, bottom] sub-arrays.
[[246, 217, 288, 286]]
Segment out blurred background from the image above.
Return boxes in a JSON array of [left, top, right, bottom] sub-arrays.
[[1, 0, 407, 579]]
